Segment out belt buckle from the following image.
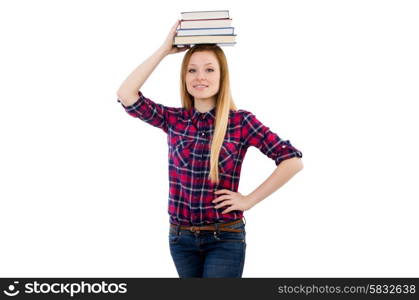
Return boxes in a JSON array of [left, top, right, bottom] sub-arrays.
[[189, 226, 200, 233]]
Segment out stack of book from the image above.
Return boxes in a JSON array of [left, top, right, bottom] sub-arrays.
[[173, 10, 236, 47]]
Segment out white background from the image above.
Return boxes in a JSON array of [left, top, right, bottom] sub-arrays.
[[1, 0, 418, 277]]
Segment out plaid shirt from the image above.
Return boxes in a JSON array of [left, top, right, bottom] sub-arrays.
[[118, 91, 303, 225]]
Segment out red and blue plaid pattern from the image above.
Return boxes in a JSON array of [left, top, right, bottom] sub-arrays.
[[118, 91, 303, 225]]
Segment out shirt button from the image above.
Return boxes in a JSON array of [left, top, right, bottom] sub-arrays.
[[202, 132, 205, 136]]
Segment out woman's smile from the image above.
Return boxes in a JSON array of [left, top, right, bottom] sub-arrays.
[[193, 84, 208, 90]]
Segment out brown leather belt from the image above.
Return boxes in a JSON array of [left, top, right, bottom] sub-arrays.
[[170, 218, 244, 233]]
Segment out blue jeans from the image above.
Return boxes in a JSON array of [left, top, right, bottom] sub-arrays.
[[169, 219, 246, 278]]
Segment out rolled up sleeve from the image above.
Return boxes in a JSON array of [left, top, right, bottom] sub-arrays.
[[241, 111, 303, 166], [117, 91, 177, 134]]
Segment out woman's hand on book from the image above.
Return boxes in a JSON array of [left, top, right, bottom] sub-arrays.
[[160, 20, 190, 56]]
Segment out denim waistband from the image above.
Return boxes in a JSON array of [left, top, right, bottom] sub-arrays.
[[170, 217, 246, 234]]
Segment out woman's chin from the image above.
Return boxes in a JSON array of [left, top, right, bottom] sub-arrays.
[[191, 92, 216, 99]]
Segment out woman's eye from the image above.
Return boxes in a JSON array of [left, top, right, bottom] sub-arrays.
[[188, 68, 214, 73]]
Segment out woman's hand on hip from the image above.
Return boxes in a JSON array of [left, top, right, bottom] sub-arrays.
[[212, 189, 254, 214]]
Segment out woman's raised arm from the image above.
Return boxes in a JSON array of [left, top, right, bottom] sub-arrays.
[[117, 20, 189, 106]]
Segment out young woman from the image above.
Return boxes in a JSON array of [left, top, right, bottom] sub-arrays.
[[117, 20, 303, 278]]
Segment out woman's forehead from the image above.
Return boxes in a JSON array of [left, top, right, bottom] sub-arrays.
[[189, 51, 218, 66]]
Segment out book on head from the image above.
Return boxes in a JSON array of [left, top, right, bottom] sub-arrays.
[[180, 10, 229, 20]]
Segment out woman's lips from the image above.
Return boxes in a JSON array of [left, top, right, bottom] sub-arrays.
[[193, 85, 208, 90]]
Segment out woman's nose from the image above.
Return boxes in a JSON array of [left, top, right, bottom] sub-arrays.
[[195, 71, 206, 80]]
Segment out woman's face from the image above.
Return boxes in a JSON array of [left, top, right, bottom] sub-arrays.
[[185, 51, 220, 102]]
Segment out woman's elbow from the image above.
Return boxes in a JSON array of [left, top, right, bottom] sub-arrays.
[[278, 157, 303, 172], [286, 157, 304, 172], [297, 158, 304, 171]]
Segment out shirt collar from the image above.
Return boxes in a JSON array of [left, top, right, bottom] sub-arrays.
[[190, 106, 217, 121]]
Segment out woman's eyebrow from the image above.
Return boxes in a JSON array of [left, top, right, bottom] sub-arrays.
[[188, 63, 214, 66]]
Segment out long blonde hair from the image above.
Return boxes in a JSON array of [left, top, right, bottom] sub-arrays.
[[180, 44, 237, 184]]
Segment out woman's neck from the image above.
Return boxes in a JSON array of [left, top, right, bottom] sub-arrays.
[[194, 97, 216, 113]]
